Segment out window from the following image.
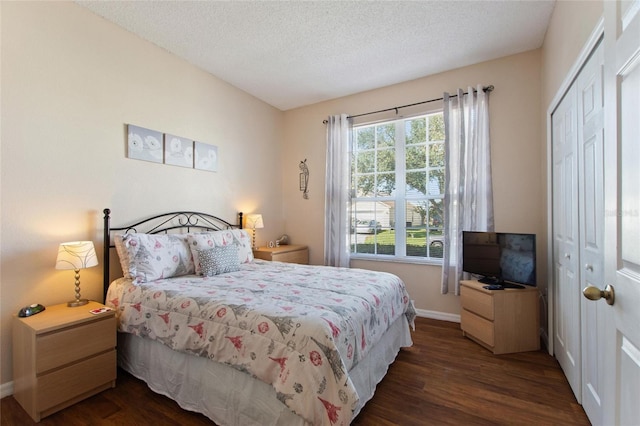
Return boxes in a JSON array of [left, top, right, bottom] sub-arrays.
[[350, 112, 445, 261]]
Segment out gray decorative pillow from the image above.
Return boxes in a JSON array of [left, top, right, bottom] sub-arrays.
[[198, 244, 240, 276]]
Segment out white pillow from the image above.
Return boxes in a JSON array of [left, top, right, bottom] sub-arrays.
[[188, 229, 254, 275], [114, 233, 195, 283]]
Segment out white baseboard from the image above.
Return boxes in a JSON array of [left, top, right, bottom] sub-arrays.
[[414, 308, 460, 323], [1, 381, 13, 398]]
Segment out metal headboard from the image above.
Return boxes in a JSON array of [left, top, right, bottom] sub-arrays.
[[102, 208, 243, 300]]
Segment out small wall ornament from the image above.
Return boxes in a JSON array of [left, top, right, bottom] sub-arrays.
[[299, 159, 309, 199]]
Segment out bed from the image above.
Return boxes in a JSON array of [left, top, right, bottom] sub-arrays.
[[102, 209, 416, 426]]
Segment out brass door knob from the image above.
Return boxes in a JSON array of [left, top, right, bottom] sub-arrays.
[[582, 284, 615, 306]]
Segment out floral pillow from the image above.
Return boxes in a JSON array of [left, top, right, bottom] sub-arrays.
[[187, 229, 253, 275], [199, 245, 240, 276], [114, 233, 195, 283]]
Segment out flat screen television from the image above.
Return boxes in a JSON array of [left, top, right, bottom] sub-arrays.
[[462, 231, 536, 288]]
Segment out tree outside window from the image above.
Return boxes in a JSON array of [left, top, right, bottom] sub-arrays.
[[351, 112, 445, 261]]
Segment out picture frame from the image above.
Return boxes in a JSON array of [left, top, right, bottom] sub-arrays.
[[194, 141, 218, 172], [164, 134, 194, 168], [127, 124, 163, 163]]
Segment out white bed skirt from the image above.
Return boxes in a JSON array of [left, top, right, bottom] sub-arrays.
[[118, 315, 412, 426]]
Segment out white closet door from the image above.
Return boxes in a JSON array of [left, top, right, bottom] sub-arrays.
[[551, 39, 605, 417], [577, 41, 605, 425], [552, 82, 581, 401]]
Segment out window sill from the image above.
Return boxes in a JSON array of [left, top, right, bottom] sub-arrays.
[[349, 254, 443, 266]]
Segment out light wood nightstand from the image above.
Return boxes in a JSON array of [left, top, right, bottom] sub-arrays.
[[12, 301, 117, 422], [460, 280, 539, 354], [253, 244, 309, 264]]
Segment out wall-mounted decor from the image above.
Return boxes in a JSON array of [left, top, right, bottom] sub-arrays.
[[127, 124, 163, 163], [299, 158, 309, 199], [125, 124, 218, 173], [164, 134, 194, 168], [194, 141, 218, 172]]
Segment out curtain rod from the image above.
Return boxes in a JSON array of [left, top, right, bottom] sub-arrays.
[[322, 85, 494, 124]]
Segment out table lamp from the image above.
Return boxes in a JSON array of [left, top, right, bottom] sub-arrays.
[[245, 214, 264, 249], [55, 241, 98, 307]]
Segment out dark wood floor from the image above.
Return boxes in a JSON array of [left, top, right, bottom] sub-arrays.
[[1, 317, 589, 425]]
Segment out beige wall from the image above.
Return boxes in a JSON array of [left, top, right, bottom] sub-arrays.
[[541, 1, 603, 109], [0, 2, 285, 386], [282, 50, 544, 318]]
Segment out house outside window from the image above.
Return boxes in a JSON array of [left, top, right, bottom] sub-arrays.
[[350, 112, 444, 262]]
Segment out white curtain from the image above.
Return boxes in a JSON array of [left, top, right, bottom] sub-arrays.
[[441, 86, 494, 294], [324, 114, 352, 267]]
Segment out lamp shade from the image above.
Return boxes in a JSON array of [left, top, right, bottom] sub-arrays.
[[246, 214, 264, 229], [55, 241, 98, 270]]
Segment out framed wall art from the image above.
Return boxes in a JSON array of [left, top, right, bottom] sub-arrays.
[[125, 124, 219, 173], [164, 134, 194, 168], [127, 124, 163, 163], [194, 141, 218, 172]]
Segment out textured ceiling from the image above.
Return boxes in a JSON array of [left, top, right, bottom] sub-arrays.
[[77, 1, 555, 111]]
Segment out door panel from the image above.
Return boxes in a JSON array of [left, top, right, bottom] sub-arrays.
[[552, 84, 581, 400], [619, 337, 640, 424], [615, 46, 640, 426], [619, 59, 639, 268], [602, 1, 640, 424], [577, 42, 605, 423], [552, 37, 606, 420]]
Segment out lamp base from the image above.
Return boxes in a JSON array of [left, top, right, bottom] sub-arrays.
[[67, 298, 89, 307]]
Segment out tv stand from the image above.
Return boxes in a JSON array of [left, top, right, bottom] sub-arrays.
[[460, 280, 539, 354]]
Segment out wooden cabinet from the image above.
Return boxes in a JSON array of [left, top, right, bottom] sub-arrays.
[[253, 244, 309, 264], [460, 280, 539, 354], [12, 301, 117, 422]]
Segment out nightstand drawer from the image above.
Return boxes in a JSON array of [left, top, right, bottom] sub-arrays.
[[253, 245, 309, 264], [272, 249, 309, 264], [36, 316, 116, 373], [461, 309, 494, 347], [460, 287, 494, 320], [37, 349, 116, 412]]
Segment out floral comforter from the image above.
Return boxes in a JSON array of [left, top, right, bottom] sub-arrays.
[[106, 260, 415, 426]]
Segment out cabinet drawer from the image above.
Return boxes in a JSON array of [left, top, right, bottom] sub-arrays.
[[273, 249, 309, 264], [37, 349, 116, 412], [461, 309, 494, 347], [461, 287, 494, 320], [36, 317, 116, 373]]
